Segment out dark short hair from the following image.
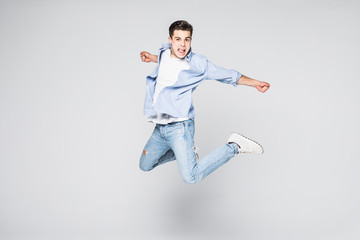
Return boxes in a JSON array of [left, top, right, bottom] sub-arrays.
[[169, 20, 193, 38]]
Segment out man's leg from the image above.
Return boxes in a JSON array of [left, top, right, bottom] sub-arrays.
[[139, 125, 176, 171], [168, 120, 239, 184]]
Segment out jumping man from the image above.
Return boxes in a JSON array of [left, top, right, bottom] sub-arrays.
[[139, 20, 270, 184]]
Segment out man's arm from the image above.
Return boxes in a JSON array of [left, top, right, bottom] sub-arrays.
[[206, 61, 270, 93], [140, 51, 158, 63], [237, 75, 270, 93], [139, 52, 270, 92]]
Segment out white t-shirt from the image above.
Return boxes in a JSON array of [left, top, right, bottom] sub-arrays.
[[148, 49, 190, 124]]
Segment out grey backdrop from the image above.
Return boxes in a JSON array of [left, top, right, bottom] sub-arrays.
[[1, 0, 359, 239]]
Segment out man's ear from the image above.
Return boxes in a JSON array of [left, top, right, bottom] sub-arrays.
[[168, 37, 172, 43]]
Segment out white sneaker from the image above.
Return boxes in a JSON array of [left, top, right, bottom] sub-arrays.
[[228, 132, 264, 154]]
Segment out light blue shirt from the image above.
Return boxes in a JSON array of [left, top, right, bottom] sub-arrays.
[[144, 43, 242, 120]]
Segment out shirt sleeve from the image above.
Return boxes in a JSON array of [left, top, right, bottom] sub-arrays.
[[205, 60, 242, 87]]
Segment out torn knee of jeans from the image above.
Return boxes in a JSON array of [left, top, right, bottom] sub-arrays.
[[193, 146, 199, 160], [143, 149, 147, 155]]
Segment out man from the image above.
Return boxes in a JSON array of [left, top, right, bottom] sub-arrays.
[[139, 20, 270, 184]]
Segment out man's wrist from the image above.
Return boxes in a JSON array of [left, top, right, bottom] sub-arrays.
[[152, 55, 158, 63]]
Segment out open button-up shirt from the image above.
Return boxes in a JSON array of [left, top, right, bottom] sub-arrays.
[[144, 43, 242, 120]]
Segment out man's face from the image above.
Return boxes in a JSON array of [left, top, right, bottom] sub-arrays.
[[168, 30, 192, 59]]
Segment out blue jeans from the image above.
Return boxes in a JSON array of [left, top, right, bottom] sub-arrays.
[[139, 119, 239, 183]]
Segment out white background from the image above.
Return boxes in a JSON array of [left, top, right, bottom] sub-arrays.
[[1, 0, 359, 239]]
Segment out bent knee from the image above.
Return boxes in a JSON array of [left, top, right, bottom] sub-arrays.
[[183, 179, 197, 184], [139, 152, 152, 172], [181, 174, 198, 184], [139, 164, 152, 172], [139, 159, 153, 171], [139, 159, 153, 172]]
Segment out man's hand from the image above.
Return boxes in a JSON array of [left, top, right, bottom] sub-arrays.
[[255, 81, 270, 93], [237, 75, 270, 93], [140, 51, 158, 63]]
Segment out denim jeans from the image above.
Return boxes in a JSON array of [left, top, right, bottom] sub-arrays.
[[140, 119, 239, 183]]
